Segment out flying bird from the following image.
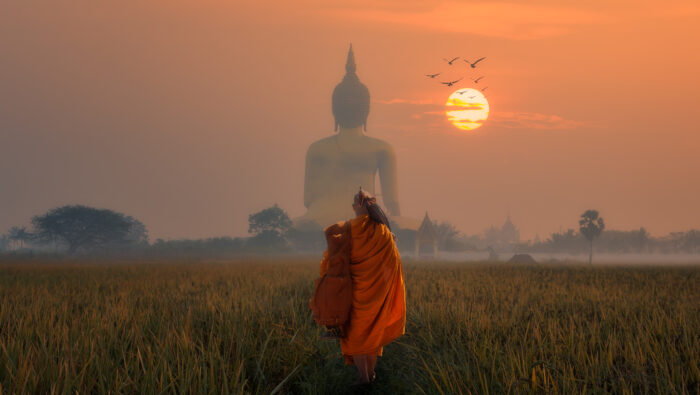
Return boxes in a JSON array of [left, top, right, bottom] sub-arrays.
[[472, 76, 485, 83], [468, 96, 477, 99], [480, 86, 488, 92], [443, 57, 460, 65], [457, 90, 469, 95], [425, 73, 441, 79], [441, 77, 463, 87], [464, 57, 486, 68]]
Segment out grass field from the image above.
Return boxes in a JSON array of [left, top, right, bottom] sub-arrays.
[[0, 258, 698, 394]]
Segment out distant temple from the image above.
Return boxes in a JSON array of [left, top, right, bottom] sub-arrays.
[[414, 212, 438, 258], [501, 215, 520, 245], [483, 214, 520, 251]]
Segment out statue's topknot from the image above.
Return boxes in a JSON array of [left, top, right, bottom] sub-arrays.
[[345, 43, 356, 73], [332, 44, 370, 131]]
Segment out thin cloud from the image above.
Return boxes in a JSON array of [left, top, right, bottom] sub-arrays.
[[376, 98, 584, 131], [318, 2, 612, 40], [448, 105, 485, 111], [375, 98, 437, 105], [306, 0, 439, 13], [422, 110, 448, 116], [490, 111, 584, 130]]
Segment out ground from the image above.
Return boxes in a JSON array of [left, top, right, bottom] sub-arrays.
[[0, 258, 698, 393]]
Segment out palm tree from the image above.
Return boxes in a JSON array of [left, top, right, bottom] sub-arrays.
[[579, 210, 605, 264]]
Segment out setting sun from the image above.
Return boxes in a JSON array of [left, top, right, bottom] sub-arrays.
[[446, 88, 489, 131]]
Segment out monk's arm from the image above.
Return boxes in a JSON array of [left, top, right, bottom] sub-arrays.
[[319, 250, 329, 276], [378, 146, 401, 216]]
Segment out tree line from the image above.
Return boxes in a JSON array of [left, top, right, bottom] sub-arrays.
[[1, 205, 148, 254], [0, 204, 306, 256], [401, 210, 699, 259], [2, 204, 699, 258]]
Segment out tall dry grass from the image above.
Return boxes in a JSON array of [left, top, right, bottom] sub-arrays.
[[0, 259, 698, 393]]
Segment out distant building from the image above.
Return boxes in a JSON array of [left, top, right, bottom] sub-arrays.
[[483, 214, 520, 252], [501, 215, 520, 246], [414, 212, 438, 259]]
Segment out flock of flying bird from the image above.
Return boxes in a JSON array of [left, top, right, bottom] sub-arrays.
[[425, 56, 489, 97]]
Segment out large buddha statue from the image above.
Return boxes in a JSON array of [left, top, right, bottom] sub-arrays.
[[295, 45, 400, 229]]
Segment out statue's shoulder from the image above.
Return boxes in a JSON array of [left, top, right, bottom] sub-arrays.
[[362, 135, 395, 154], [307, 135, 337, 154]]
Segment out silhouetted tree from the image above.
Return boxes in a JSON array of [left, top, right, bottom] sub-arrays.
[[248, 204, 292, 249], [579, 210, 605, 264], [432, 220, 474, 252], [123, 216, 149, 246], [7, 226, 32, 250], [548, 229, 585, 253], [432, 220, 461, 251], [684, 230, 700, 254], [0, 234, 9, 251], [634, 227, 649, 253], [31, 205, 144, 254], [667, 229, 700, 254]]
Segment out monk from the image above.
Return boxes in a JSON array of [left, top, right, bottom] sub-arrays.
[[318, 189, 406, 385]]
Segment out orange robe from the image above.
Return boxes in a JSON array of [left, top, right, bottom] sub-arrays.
[[320, 214, 406, 365]]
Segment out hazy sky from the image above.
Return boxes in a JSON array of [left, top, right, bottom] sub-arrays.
[[2, 0, 699, 241]]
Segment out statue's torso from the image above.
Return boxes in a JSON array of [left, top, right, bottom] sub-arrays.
[[312, 135, 381, 191], [300, 134, 392, 227]]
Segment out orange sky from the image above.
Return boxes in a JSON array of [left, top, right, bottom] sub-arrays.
[[1, 0, 699, 240]]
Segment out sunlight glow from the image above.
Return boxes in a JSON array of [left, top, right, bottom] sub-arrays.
[[445, 88, 490, 131]]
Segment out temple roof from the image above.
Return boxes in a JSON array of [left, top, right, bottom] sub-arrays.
[[502, 214, 515, 229], [417, 212, 437, 239]]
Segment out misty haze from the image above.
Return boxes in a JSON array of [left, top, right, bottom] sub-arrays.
[[1, 1, 698, 393]]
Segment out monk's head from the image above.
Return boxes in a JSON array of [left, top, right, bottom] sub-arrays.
[[353, 188, 395, 235], [352, 189, 374, 217]]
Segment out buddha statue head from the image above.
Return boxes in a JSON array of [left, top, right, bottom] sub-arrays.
[[332, 44, 370, 131], [296, 44, 403, 231]]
